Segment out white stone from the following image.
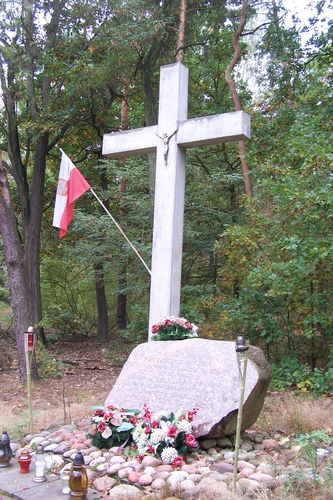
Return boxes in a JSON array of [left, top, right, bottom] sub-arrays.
[[29, 436, 45, 446], [109, 455, 126, 463], [180, 479, 196, 491], [107, 484, 143, 499], [139, 474, 153, 486], [118, 467, 134, 479], [151, 478, 166, 490], [89, 457, 106, 467]]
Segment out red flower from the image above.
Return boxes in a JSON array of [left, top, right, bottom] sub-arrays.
[[94, 410, 104, 417], [167, 426, 178, 437], [144, 425, 151, 435], [148, 444, 154, 453], [185, 321, 193, 330], [97, 421, 107, 433], [165, 319, 172, 325], [187, 408, 199, 422], [151, 420, 159, 428], [152, 324, 159, 334], [185, 434, 197, 448], [172, 456, 183, 468], [104, 411, 114, 421], [128, 417, 137, 425], [142, 404, 152, 421]]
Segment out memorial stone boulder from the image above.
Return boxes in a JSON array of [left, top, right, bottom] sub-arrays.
[[104, 339, 272, 439]]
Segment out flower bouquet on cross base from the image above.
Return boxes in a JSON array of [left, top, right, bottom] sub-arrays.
[[151, 316, 199, 341]]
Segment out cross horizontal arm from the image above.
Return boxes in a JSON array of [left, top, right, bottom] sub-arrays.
[[177, 111, 250, 148], [102, 125, 158, 158]]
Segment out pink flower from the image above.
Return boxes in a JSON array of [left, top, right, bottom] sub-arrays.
[[151, 420, 159, 428], [165, 319, 172, 325], [148, 444, 154, 453], [152, 324, 159, 334], [185, 434, 197, 448], [172, 456, 183, 468], [187, 408, 199, 422], [167, 426, 178, 437], [185, 321, 193, 330], [142, 404, 152, 421]]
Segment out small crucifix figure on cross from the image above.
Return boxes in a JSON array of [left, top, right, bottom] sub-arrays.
[[103, 62, 250, 339], [156, 130, 178, 165]]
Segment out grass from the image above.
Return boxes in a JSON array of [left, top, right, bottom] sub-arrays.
[[254, 390, 333, 436]]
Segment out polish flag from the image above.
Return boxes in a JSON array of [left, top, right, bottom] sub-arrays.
[[53, 151, 91, 238]]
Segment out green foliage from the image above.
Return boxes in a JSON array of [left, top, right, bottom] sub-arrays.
[[271, 357, 333, 395], [271, 357, 311, 391], [36, 342, 60, 379], [294, 430, 331, 470]]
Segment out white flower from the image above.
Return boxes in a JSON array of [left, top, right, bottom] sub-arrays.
[[92, 416, 103, 423], [150, 429, 166, 444], [176, 419, 192, 433], [152, 411, 168, 421], [161, 447, 178, 464], [101, 427, 112, 439], [133, 430, 148, 445]]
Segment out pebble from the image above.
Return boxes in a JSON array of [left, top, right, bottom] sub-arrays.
[[16, 418, 332, 499]]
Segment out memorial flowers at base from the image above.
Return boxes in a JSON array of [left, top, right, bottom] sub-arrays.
[[151, 316, 199, 341], [87, 406, 139, 450], [87, 404, 199, 467]]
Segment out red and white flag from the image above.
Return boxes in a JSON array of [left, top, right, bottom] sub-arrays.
[[53, 151, 90, 238]]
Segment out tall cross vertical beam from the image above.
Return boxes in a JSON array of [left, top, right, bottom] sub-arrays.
[[102, 62, 251, 338]]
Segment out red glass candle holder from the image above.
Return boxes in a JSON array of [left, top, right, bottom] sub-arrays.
[[18, 450, 32, 473]]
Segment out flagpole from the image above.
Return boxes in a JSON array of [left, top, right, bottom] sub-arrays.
[[57, 148, 151, 275], [89, 187, 151, 276]]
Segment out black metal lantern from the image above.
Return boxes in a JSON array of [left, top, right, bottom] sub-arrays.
[[235, 334, 248, 360], [0, 431, 13, 468]]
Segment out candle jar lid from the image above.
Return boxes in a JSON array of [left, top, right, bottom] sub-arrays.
[[19, 450, 31, 460], [73, 452, 85, 466]]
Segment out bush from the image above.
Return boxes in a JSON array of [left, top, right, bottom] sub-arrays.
[[271, 357, 333, 396]]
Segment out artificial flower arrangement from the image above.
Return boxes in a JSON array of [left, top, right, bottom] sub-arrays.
[[151, 316, 199, 341], [87, 406, 139, 450], [87, 404, 199, 467]]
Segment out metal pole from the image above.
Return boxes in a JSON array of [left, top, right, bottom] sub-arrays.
[[233, 343, 249, 491]]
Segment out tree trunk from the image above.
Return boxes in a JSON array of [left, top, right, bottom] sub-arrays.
[[94, 261, 109, 343], [117, 87, 129, 330], [225, 0, 253, 197], [0, 152, 34, 380], [176, 0, 186, 63], [0, 0, 63, 378]]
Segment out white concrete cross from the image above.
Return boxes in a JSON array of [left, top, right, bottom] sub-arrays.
[[102, 62, 250, 338]]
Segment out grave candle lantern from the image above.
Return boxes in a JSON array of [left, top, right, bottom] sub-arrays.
[[18, 449, 32, 473], [0, 431, 13, 468], [69, 451, 88, 497], [33, 445, 47, 483], [233, 334, 249, 491]]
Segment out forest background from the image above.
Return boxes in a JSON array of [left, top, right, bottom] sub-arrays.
[[0, 0, 332, 391]]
